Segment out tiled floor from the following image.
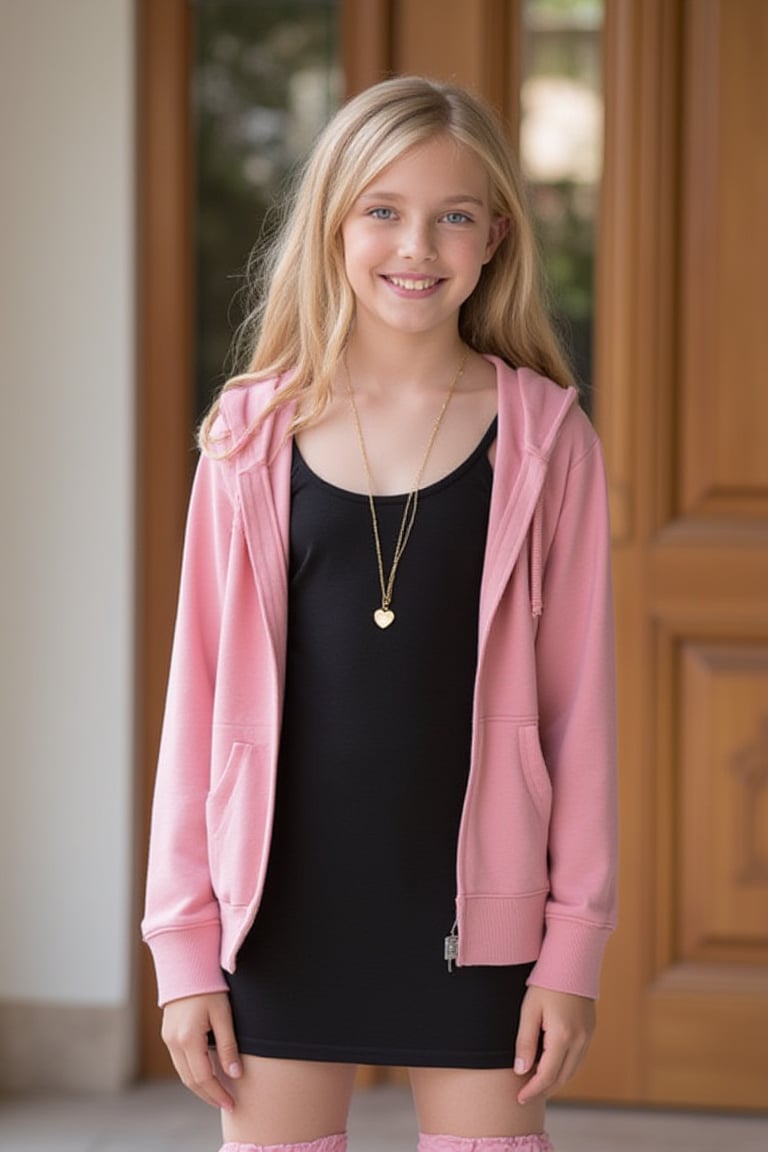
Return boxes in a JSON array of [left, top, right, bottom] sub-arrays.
[[0, 1081, 766, 1152]]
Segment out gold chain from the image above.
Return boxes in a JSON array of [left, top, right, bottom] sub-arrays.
[[344, 348, 469, 628]]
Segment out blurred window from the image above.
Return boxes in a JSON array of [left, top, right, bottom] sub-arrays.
[[193, 0, 341, 424], [520, 0, 604, 399]]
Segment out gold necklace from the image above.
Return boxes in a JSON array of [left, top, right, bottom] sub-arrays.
[[344, 348, 469, 629]]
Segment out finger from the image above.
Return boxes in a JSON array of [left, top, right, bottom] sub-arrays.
[[210, 998, 242, 1081], [552, 1032, 591, 1091], [167, 1044, 221, 1110], [517, 1039, 567, 1105], [166, 1043, 193, 1096], [514, 996, 542, 1078], [164, 1020, 235, 1113], [183, 1042, 235, 1112]]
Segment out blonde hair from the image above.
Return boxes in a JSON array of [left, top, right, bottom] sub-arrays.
[[200, 75, 575, 454]]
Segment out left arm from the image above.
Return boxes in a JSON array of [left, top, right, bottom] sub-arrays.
[[517, 427, 618, 1099]]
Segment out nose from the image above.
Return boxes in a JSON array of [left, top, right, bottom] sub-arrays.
[[397, 218, 437, 262]]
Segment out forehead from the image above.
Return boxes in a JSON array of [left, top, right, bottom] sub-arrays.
[[356, 135, 490, 201]]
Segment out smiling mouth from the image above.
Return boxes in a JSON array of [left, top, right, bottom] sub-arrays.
[[385, 275, 441, 291]]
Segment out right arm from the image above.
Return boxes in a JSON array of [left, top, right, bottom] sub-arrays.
[[141, 427, 241, 1106]]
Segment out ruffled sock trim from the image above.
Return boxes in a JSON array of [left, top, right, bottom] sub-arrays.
[[418, 1134, 554, 1152], [220, 1134, 347, 1152]]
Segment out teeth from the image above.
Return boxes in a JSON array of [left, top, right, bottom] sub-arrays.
[[388, 276, 438, 291]]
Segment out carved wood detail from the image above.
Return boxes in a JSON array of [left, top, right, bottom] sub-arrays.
[[731, 715, 768, 886], [663, 633, 768, 964]]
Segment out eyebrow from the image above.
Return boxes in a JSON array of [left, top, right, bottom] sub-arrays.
[[356, 191, 486, 207]]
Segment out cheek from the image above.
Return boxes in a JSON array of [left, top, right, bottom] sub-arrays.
[[454, 236, 495, 281], [342, 224, 385, 271], [449, 231, 491, 264]]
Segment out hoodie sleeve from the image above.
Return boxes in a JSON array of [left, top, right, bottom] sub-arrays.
[[141, 423, 235, 1006], [528, 416, 618, 1000]]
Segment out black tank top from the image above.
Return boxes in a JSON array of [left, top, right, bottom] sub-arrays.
[[224, 416, 534, 1067]]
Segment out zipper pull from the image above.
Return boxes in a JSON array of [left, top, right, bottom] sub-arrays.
[[444, 920, 458, 973]]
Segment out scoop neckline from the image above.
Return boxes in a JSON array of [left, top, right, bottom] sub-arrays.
[[292, 416, 497, 504]]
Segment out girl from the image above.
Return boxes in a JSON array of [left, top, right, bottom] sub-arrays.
[[142, 76, 617, 1152]]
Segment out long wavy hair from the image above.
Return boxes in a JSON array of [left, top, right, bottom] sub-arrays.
[[199, 75, 574, 454]]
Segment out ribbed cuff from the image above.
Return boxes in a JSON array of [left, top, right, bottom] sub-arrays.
[[527, 915, 612, 1000], [143, 920, 227, 1006]]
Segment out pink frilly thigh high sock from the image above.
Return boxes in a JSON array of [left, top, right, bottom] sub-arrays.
[[418, 1135, 554, 1152], [220, 1136, 347, 1152]]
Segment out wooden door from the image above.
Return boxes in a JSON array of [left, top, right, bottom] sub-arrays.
[[565, 0, 768, 1109]]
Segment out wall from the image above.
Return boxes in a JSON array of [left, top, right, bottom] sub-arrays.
[[0, 0, 136, 1091]]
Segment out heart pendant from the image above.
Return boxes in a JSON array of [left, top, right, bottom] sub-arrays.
[[374, 608, 395, 629]]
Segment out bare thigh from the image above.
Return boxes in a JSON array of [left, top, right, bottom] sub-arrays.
[[409, 1066, 546, 1139], [220, 1055, 357, 1145]]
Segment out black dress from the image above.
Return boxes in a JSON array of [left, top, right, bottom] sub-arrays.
[[225, 418, 533, 1067]]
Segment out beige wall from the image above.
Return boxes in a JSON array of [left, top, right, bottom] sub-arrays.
[[0, 0, 136, 1090]]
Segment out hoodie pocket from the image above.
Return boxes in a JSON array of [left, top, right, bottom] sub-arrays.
[[206, 741, 266, 907], [517, 723, 553, 824], [465, 718, 551, 893]]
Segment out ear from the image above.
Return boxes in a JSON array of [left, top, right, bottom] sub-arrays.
[[483, 215, 510, 263]]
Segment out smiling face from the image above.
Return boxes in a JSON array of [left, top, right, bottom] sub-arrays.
[[340, 134, 508, 346]]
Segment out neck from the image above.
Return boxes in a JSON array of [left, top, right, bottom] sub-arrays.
[[343, 327, 467, 395]]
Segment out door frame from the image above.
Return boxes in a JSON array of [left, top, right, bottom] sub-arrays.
[[135, 0, 194, 1078]]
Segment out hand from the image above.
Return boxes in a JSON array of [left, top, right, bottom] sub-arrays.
[[161, 991, 242, 1111], [514, 985, 596, 1105]]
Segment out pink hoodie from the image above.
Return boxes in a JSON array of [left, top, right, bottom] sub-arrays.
[[142, 357, 617, 1007]]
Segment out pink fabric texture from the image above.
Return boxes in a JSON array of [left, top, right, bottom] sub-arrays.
[[219, 1135, 347, 1152], [418, 1135, 554, 1152]]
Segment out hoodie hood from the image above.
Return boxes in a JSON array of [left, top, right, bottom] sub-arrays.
[[479, 357, 579, 634]]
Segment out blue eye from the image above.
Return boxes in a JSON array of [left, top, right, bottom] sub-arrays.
[[368, 207, 396, 220], [443, 211, 472, 224]]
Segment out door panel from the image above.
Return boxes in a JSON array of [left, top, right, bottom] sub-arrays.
[[680, 0, 768, 517], [679, 642, 768, 963]]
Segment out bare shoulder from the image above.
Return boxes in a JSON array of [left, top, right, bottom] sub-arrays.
[[460, 350, 498, 398]]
